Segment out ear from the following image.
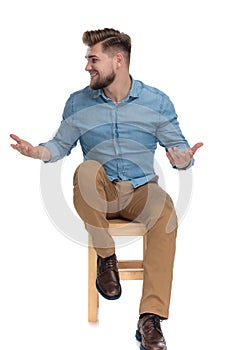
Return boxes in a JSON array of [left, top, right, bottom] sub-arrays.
[[115, 53, 124, 68]]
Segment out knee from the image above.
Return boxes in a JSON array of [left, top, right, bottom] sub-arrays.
[[73, 160, 103, 186], [73, 160, 105, 186]]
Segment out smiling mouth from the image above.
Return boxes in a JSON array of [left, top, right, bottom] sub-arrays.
[[90, 72, 98, 80]]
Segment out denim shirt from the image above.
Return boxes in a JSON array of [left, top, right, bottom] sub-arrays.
[[40, 78, 193, 188]]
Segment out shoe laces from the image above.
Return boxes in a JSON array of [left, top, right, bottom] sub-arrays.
[[145, 315, 163, 335], [98, 254, 118, 273]]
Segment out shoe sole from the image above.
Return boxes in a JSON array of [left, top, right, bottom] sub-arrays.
[[96, 280, 122, 300], [135, 330, 167, 350], [135, 331, 145, 350], [135, 330, 142, 342]]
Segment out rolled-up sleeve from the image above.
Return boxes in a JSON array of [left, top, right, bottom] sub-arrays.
[[156, 95, 194, 169], [39, 116, 81, 162]]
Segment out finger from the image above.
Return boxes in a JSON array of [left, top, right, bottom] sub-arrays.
[[173, 147, 182, 154], [172, 147, 186, 160], [166, 151, 174, 163], [190, 142, 204, 155], [167, 148, 175, 159], [10, 144, 25, 154], [167, 148, 176, 164], [10, 134, 21, 143]]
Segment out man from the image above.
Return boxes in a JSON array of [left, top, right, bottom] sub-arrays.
[[10, 28, 203, 350]]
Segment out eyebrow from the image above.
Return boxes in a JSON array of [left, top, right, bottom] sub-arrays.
[[85, 54, 99, 59]]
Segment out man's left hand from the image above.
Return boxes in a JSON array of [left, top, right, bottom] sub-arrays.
[[166, 142, 203, 169]]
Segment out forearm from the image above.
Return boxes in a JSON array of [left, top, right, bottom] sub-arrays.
[[35, 146, 51, 161]]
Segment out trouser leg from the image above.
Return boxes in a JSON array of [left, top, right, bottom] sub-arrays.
[[120, 179, 178, 319], [73, 161, 177, 318], [73, 160, 118, 258]]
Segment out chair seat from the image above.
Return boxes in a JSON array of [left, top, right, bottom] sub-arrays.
[[108, 218, 146, 236]]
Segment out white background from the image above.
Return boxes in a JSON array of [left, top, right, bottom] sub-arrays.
[[1, 0, 232, 349]]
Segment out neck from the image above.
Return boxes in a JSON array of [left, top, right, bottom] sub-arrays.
[[103, 75, 132, 103]]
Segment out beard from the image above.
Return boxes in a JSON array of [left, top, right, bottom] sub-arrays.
[[90, 71, 116, 90]]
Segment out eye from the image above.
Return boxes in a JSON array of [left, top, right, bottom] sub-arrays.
[[91, 58, 98, 63]]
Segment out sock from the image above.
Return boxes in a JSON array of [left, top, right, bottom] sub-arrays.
[[139, 313, 161, 320]]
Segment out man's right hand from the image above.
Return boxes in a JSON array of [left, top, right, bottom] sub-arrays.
[[10, 134, 51, 161]]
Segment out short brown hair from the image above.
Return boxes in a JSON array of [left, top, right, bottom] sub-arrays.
[[82, 28, 131, 65]]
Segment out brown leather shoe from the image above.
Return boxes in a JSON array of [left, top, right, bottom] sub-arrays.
[[136, 314, 167, 350], [96, 254, 122, 300]]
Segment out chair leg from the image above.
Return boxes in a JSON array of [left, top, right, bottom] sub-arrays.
[[88, 236, 99, 322], [87, 231, 147, 322]]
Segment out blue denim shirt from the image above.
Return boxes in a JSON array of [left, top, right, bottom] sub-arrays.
[[40, 78, 193, 188]]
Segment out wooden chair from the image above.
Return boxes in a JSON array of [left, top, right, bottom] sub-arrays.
[[88, 218, 147, 322]]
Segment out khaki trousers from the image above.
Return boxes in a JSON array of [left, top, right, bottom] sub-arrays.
[[73, 160, 178, 319]]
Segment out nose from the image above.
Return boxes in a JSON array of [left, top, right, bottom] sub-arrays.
[[85, 62, 92, 72]]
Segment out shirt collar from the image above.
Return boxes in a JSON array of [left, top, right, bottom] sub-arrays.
[[88, 76, 142, 100], [129, 77, 142, 98]]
